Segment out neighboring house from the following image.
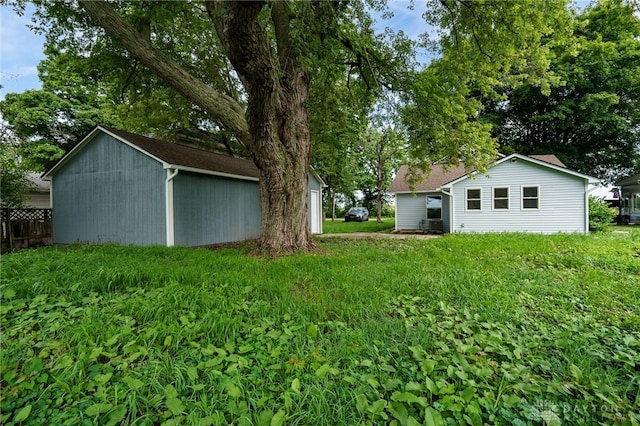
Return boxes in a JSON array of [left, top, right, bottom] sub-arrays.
[[616, 172, 640, 224], [25, 172, 51, 208], [43, 126, 324, 246], [389, 154, 599, 234]]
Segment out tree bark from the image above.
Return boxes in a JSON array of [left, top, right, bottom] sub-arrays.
[[79, 0, 315, 255]]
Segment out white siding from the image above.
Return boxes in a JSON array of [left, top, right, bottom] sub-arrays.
[[395, 193, 426, 230], [395, 192, 450, 232], [450, 160, 587, 233]]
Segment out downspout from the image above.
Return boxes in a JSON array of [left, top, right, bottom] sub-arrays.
[[585, 182, 599, 234], [440, 188, 454, 233], [165, 168, 179, 246]]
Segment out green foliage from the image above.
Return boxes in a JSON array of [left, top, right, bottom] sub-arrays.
[[0, 144, 31, 208], [482, 0, 640, 182], [403, 0, 571, 172], [589, 196, 618, 232], [322, 217, 395, 234], [1, 232, 639, 424]]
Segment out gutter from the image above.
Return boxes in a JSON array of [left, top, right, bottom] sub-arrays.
[[165, 168, 179, 246], [440, 188, 454, 233], [585, 183, 600, 234]]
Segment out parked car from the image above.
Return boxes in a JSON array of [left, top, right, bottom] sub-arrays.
[[344, 207, 369, 222]]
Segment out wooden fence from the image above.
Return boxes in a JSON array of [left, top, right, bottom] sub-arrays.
[[1, 208, 52, 253]]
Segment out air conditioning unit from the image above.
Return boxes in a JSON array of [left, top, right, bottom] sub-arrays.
[[429, 220, 443, 233]]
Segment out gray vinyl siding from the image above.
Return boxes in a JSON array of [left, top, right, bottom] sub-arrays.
[[51, 133, 166, 245], [395, 193, 426, 230], [173, 172, 260, 246], [451, 160, 587, 233], [395, 192, 450, 231]]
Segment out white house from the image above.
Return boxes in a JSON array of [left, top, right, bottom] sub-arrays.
[[389, 154, 600, 234], [25, 172, 51, 209], [617, 172, 640, 224]]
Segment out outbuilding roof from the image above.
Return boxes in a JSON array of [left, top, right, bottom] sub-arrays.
[[101, 126, 260, 179], [45, 126, 260, 181]]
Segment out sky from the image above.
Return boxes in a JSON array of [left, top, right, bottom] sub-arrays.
[[0, 4, 46, 100], [0, 1, 593, 101], [0, 1, 432, 101]]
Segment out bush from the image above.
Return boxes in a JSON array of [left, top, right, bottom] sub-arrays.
[[589, 196, 617, 232]]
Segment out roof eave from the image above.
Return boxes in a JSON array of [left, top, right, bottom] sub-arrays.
[[164, 164, 259, 182]]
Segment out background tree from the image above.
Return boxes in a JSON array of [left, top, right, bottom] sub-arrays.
[[402, 0, 570, 178], [0, 130, 31, 208], [481, 0, 640, 182], [349, 120, 404, 222], [8, 0, 570, 253]]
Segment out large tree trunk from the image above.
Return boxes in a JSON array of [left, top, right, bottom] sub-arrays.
[[222, 1, 315, 255], [79, 0, 317, 255], [251, 73, 314, 255]]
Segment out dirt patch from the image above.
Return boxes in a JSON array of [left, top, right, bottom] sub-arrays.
[[317, 232, 442, 240]]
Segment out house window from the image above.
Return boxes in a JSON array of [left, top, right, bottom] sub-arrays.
[[427, 196, 442, 219], [493, 187, 509, 210], [522, 186, 539, 209], [466, 188, 481, 210]]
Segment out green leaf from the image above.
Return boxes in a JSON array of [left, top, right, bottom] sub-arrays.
[[424, 407, 443, 426], [86, 403, 113, 416], [94, 372, 113, 384], [315, 363, 330, 378], [356, 394, 369, 413], [569, 364, 583, 380], [164, 335, 173, 346], [391, 392, 427, 407], [291, 378, 301, 392], [164, 384, 179, 399], [460, 386, 475, 401], [123, 375, 144, 390], [307, 324, 318, 338], [187, 366, 198, 381], [270, 409, 286, 426], [225, 381, 242, 398], [105, 334, 120, 346], [105, 405, 127, 426], [421, 359, 437, 374], [389, 401, 408, 425], [3, 288, 16, 300], [13, 404, 32, 422], [257, 410, 274, 426], [407, 416, 421, 426], [367, 399, 387, 415], [166, 397, 185, 416]]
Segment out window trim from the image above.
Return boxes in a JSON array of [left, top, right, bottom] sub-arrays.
[[427, 195, 442, 220], [465, 188, 482, 211], [521, 185, 540, 210], [492, 186, 510, 211]]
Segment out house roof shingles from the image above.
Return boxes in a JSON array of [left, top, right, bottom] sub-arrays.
[[389, 163, 469, 192], [528, 154, 566, 168], [102, 126, 260, 179], [389, 154, 569, 193]]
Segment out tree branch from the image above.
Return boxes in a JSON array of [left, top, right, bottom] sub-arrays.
[[77, 0, 251, 146]]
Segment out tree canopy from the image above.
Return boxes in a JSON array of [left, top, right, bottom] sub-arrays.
[[479, 0, 640, 182], [2, 0, 595, 252]]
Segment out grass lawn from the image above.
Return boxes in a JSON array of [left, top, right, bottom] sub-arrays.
[[322, 217, 395, 234], [1, 231, 639, 425]]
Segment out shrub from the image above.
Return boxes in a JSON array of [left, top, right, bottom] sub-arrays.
[[589, 196, 617, 232]]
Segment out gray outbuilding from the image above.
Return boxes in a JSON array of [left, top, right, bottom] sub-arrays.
[[44, 126, 324, 246]]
